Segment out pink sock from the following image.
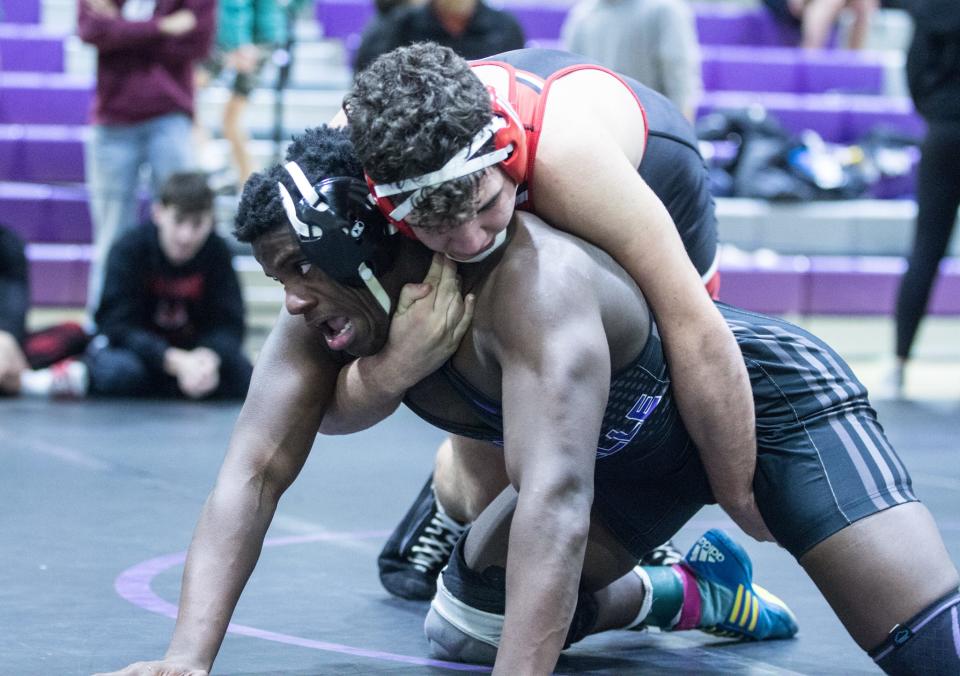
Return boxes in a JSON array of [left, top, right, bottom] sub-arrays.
[[671, 564, 702, 630]]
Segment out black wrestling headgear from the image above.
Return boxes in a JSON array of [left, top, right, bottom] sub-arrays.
[[278, 161, 397, 313]]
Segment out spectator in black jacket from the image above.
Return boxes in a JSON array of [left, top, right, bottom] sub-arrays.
[[352, 0, 525, 74], [890, 0, 960, 397], [95, 171, 253, 399], [23, 172, 253, 399]]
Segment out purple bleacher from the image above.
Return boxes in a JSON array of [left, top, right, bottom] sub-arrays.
[[720, 255, 960, 316], [315, 1, 822, 47], [700, 46, 884, 95], [806, 256, 902, 314], [698, 91, 924, 144], [718, 255, 809, 314], [0, 73, 93, 125], [1, 181, 150, 242], [0, 25, 66, 73], [694, 3, 801, 47], [27, 245, 90, 307], [0, 0, 40, 24], [506, 4, 568, 41], [0, 125, 87, 183], [807, 258, 960, 315], [0, 181, 92, 243], [317, 0, 569, 43], [315, 0, 373, 40]]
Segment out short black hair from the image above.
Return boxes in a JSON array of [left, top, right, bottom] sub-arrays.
[[233, 125, 364, 243], [157, 171, 214, 216]]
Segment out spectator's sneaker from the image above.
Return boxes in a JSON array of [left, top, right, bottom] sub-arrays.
[[20, 358, 89, 398], [379, 477, 467, 601], [639, 540, 684, 567], [681, 529, 798, 641], [49, 358, 89, 398]]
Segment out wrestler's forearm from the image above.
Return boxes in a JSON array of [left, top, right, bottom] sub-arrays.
[[660, 311, 757, 506], [163, 477, 279, 671], [319, 354, 405, 434], [495, 491, 590, 674]]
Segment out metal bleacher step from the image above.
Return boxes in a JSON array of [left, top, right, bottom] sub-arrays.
[[715, 197, 928, 257], [63, 33, 350, 88]]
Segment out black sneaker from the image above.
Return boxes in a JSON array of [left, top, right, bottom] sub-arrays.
[[379, 477, 468, 601], [639, 540, 684, 567]]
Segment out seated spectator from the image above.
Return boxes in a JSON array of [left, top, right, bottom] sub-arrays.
[[0, 225, 90, 396], [762, 0, 878, 50], [22, 173, 253, 400], [0, 225, 30, 395], [561, 0, 703, 122], [352, 0, 525, 74]]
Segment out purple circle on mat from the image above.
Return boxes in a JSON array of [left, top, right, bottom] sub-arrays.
[[113, 530, 490, 672]]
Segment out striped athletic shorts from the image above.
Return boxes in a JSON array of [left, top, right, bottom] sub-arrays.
[[593, 303, 917, 560]]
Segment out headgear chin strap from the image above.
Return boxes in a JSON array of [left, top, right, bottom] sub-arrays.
[[278, 162, 397, 314]]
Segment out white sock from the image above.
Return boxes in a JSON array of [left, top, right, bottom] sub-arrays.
[[19, 368, 55, 396], [625, 566, 655, 629]]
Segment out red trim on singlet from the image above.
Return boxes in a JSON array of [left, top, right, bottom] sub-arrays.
[[705, 270, 721, 300], [469, 61, 649, 215]]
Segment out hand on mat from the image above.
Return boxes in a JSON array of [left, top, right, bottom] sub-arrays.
[[722, 492, 775, 543], [382, 253, 475, 389], [92, 660, 208, 676]]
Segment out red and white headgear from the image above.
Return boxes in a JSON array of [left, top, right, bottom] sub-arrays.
[[365, 89, 527, 239]]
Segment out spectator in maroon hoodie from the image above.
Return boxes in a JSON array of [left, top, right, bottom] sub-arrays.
[[78, 0, 215, 320]]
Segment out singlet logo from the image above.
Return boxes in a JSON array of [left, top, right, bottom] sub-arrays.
[[597, 393, 662, 456]]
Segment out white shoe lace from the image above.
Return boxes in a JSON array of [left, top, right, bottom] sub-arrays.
[[409, 510, 467, 573]]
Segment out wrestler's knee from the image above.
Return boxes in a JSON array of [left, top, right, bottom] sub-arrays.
[[423, 535, 502, 665], [424, 531, 598, 664]]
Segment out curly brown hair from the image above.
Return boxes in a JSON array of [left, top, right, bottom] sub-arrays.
[[343, 42, 495, 230]]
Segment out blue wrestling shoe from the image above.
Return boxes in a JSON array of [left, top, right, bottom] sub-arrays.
[[682, 529, 799, 640]]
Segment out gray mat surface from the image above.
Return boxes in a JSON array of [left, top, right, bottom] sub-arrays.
[[3, 397, 958, 675]]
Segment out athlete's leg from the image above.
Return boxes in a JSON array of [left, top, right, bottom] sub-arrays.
[[800, 0, 848, 49], [726, 303, 960, 671], [383, 432, 680, 601], [378, 435, 506, 600], [800, 502, 959, 650], [434, 435, 509, 523], [845, 0, 878, 50], [894, 121, 960, 366], [426, 488, 797, 664], [85, 123, 146, 315]]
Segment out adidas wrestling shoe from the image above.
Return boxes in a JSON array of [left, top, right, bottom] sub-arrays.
[[682, 529, 798, 641], [379, 477, 468, 601]]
